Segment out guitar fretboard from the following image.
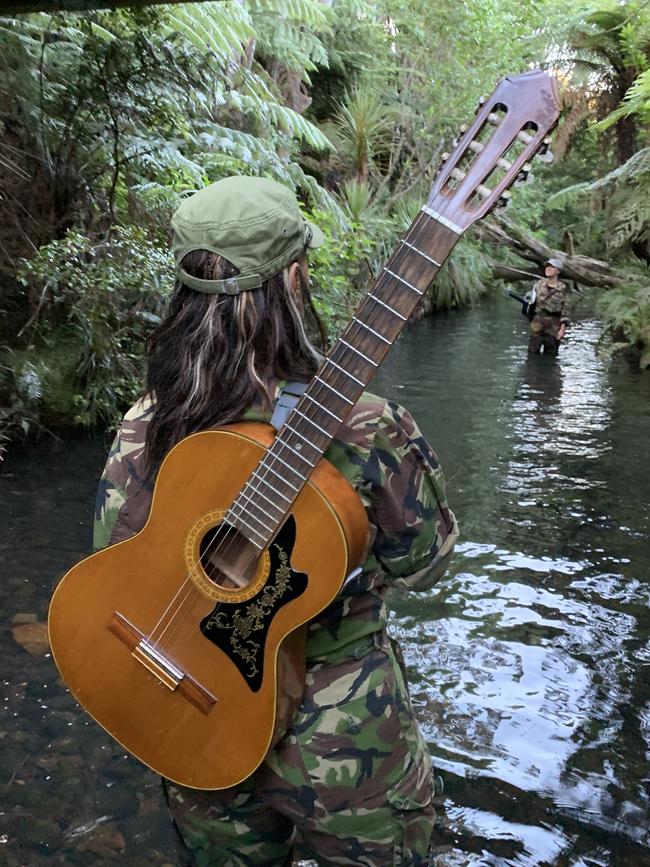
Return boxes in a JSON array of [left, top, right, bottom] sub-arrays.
[[226, 207, 461, 549]]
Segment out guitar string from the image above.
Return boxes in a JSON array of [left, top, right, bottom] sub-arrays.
[[194, 106, 533, 585], [142, 204, 448, 652], [143, 199, 459, 652], [144, 133, 496, 653], [143, 205, 438, 651], [146, 111, 527, 654], [143, 116, 515, 653], [161, 111, 520, 594]]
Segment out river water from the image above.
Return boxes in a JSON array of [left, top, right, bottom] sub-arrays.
[[1, 296, 649, 866]]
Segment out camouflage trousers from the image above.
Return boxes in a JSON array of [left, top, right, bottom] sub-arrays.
[[528, 313, 562, 356], [165, 633, 436, 866]]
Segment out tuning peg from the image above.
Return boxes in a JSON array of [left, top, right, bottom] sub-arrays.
[[536, 136, 554, 163], [441, 152, 450, 161], [514, 163, 533, 186], [474, 96, 487, 114], [459, 124, 468, 135], [493, 191, 512, 212]]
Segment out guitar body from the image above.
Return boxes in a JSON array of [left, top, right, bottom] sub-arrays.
[[48, 422, 369, 790]]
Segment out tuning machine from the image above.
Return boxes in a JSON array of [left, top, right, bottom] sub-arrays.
[[536, 136, 554, 163], [492, 190, 512, 213], [474, 96, 487, 115], [514, 162, 534, 187], [437, 151, 451, 173]]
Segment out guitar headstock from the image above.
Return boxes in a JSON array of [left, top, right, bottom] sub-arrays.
[[426, 70, 561, 231]]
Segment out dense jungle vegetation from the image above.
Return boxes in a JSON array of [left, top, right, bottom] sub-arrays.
[[1, 0, 649, 450]]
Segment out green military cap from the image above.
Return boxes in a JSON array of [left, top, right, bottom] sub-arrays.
[[545, 257, 562, 269], [171, 176, 324, 294]]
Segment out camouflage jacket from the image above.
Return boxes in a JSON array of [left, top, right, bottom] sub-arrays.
[[532, 278, 569, 322], [94, 389, 459, 661]]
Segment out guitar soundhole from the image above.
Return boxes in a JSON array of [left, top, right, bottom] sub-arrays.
[[198, 523, 261, 591]]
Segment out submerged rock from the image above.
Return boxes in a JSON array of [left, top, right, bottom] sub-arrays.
[[11, 622, 49, 656]]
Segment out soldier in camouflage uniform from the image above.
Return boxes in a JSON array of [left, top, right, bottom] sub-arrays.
[[94, 176, 459, 867], [528, 257, 570, 356]]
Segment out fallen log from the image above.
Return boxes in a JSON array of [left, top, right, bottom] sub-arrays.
[[474, 217, 636, 290]]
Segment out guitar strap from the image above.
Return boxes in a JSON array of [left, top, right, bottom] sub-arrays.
[[270, 381, 308, 433]]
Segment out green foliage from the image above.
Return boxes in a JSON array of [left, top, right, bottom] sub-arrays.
[[6, 227, 174, 429], [307, 207, 379, 337], [4, 0, 650, 451], [431, 235, 494, 311], [596, 67, 650, 129], [548, 146, 650, 255], [328, 86, 396, 181], [599, 283, 650, 368]]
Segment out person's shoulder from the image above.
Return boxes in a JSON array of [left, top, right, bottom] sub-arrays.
[[346, 391, 414, 426], [114, 395, 155, 447], [122, 394, 155, 423], [342, 392, 419, 445]]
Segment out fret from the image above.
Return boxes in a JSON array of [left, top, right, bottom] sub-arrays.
[[324, 357, 365, 387], [275, 438, 315, 468], [367, 293, 407, 321], [222, 186, 464, 550], [226, 513, 267, 547], [400, 239, 441, 267], [293, 408, 331, 438], [235, 487, 284, 524], [421, 205, 462, 235], [383, 268, 423, 296], [264, 449, 308, 481], [339, 339, 379, 367], [303, 393, 344, 422], [227, 502, 274, 535], [314, 376, 354, 405], [283, 423, 323, 454], [352, 317, 392, 345], [250, 464, 297, 497]]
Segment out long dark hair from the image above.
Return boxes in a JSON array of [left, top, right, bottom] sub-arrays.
[[144, 249, 326, 476]]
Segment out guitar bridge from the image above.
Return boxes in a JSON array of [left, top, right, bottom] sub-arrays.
[[132, 640, 183, 690], [108, 611, 218, 715]]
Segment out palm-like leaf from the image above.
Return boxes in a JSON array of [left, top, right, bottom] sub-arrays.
[[333, 86, 395, 181]]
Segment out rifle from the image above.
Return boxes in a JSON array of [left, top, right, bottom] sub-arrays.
[[504, 286, 536, 319]]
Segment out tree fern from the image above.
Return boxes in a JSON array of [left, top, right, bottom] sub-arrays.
[[596, 67, 650, 128]]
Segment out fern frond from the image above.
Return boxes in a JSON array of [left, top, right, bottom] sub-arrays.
[[596, 68, 650, 129], [164, 1, 252, 66], [247, 0, 330, 31]]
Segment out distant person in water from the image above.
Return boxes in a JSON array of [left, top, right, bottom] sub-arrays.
[[528, 258, 570, 357]]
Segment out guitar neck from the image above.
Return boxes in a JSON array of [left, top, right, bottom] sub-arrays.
[[507, 288, 529, 305], [226, 205, 463, 550], [225, 68, 562, 549]]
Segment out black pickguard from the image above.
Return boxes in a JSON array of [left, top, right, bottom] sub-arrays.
[[199, 515, 307, 692]]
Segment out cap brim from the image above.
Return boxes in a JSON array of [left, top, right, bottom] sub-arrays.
[[306, 220, 325, 249]]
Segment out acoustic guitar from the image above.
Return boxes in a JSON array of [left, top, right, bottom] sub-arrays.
[[49, 69, 561, 790]]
